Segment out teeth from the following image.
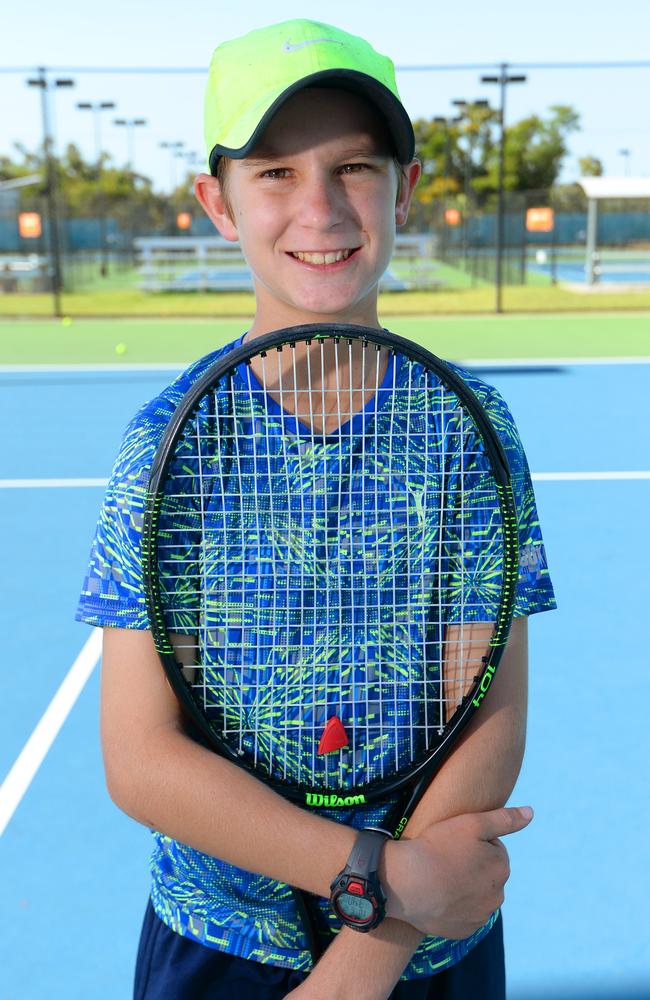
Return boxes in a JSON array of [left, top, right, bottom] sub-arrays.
[[292, 249, 353, 264]]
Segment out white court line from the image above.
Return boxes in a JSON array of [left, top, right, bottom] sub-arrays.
[[461, 356, 650, 367], [0, 465, 646, 835], [2, 472, 649, 489], [0, 630, 102, 838], [0, 478, 109, 489], [0, 356, 650, 374], [0, 363, 185, 373], [532, 471, 650, 481]]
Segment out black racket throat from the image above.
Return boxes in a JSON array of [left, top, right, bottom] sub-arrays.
[[143, 323, 519, 832], [160, 640, 497, 811]]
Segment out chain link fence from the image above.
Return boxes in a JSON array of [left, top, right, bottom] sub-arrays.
[[2, 184, 649, 297]]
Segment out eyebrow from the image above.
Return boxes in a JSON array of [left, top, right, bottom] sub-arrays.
[[241, 147, 389, 168]]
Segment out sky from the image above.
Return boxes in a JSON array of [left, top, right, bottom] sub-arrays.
[[1, 0, 649, 196]]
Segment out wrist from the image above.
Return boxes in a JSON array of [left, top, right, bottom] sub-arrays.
[[310, 815, 357, 899], [380, 836, 443, 934], [379, 837, 411, 923]]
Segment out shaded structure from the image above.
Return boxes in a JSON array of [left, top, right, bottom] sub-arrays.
[[578, 177, 650, 284]]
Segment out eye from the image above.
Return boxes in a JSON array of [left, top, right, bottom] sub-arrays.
[[340, 163, 370, 174], [260, 168, 290, 179]]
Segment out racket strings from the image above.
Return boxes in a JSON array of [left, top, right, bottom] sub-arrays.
[[158, 338, 505, 790]]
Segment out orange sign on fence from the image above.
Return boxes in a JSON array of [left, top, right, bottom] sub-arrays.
[[444, 208, 461, 226], [177, 212, 192, 230], [19, 212, 42, 238], [526, 207, 554, 232]]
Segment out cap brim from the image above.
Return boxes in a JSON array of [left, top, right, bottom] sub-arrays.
[[208, 69, 415, 174]]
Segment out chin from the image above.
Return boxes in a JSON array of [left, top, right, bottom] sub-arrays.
[[291, 285, 380, 316]]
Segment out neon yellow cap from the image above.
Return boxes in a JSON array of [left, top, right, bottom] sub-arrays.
[[204, 19, 415, 174]]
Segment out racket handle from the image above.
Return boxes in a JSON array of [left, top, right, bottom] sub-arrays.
[[292, 887, 325, 965]]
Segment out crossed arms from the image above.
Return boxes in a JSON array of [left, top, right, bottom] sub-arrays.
[[101, 615, 529, 999]]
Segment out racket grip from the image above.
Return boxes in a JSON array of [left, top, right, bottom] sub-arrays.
[[292, 887, 326, 965]]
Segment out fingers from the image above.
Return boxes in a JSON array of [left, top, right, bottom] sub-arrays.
[[477, 805, 534, 842], [400, 807, 534, 939]]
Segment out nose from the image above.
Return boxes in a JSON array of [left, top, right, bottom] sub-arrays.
[[295, 171, 347, 229]]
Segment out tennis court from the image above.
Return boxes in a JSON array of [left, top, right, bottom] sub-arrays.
[[0, 313, 648, 999], [528, 247, 650, 286]]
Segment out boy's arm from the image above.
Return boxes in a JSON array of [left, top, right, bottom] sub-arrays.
[[100, 623, 526, 939], [101, 625, 354, 893], [291, 615, 529, 1000]]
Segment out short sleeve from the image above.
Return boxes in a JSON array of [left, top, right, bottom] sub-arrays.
[[75, 341, 245, 630], [75, 397, 175, 629], [480, 383, 557, 618]]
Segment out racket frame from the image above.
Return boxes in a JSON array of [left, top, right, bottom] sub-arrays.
[[142, 323, 520, 818]]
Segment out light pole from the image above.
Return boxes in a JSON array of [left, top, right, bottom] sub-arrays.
[[618, 148, 631, 176], [77, 100, 116, 277], [480, 66, 527, 313], [433, 114, 462, 263], [113, 117, 147, 173], [174, 148, 194, 180], [452, 99, 490, 280], [113, 118, 147, 264], [176, 150, 203, 191], [160, 141, 185, 192], [178, 150, 203, 170], [26, 69, 74, 317]]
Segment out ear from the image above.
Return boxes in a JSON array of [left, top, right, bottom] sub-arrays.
[[395, 159, 422, 228], [193, 173, 239, 242]]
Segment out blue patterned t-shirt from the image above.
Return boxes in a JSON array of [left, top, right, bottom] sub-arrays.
[[76, 332, 556, 977]]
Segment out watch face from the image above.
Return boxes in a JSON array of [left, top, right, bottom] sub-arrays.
[[337, 892, 374, 922]]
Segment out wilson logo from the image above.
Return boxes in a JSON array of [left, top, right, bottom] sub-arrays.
[[472, 664, 496, 708], [305, 793, 366, 808]]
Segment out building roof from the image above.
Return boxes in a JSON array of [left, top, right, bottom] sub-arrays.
[[578, 176, 650, 200]]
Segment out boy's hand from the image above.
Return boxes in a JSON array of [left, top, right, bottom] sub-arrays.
[[383, 806, 534, 939], [285, 806, 534, 1000]]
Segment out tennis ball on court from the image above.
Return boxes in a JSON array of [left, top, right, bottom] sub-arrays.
[[61, 316, 72, 327], [115, 342, 128, 355]]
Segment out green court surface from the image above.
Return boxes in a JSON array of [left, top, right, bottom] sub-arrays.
[[0, 312, 648, 365], [2, 286, 650, 319]]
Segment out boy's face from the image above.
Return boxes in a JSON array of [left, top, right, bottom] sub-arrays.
[[195, 87, 420, 334]]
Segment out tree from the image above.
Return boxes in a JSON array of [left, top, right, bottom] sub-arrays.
[[403, 104, 583, 225], [1, 140, 171, 233], [471, 105, 580, 201], [1, 103, 587, 237], [410, 105, 498, 224], [578, 155, 603, 177]]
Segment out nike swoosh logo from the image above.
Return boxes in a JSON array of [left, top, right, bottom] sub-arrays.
[[283, 37, 342, 53]]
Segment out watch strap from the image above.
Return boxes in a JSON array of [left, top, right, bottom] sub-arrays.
[[345, 828, 389, 876]]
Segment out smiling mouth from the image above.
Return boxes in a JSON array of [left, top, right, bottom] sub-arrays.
[[288, 248, 360, 265]]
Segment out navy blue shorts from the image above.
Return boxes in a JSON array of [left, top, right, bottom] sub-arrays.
[[134, 899, 505, 1000], [133, 900, 506, 1000]]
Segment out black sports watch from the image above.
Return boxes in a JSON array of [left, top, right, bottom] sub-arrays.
[[329, 828, 390, 932]]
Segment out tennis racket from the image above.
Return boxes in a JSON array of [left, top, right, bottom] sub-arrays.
[[142, 323, 519, 964]]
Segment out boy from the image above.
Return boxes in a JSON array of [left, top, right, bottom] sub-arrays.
[[76, 19, 556, 1000]]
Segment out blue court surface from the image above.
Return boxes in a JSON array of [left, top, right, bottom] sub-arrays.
[[528, 250, 650, 286], [1, 357, 649, 1000]]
